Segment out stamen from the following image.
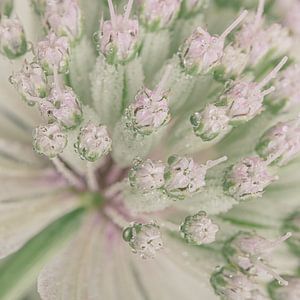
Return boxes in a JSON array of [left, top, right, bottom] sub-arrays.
[[254, 0, 265, 29], [220, 10, 248, 40], [258, 56, 288, 89], [124, 0, 134, 23], [206, 156, 228, 169], [107, 0, 117, 29]]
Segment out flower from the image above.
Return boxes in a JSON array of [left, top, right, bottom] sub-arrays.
[[0, 0, 300, 299]]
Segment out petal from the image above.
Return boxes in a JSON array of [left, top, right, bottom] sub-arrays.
[[38, 214, 220, 300], [0, 189, 79, 258]]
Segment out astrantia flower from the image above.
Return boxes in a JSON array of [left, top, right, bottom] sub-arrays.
[[1, 1, 300, 300]]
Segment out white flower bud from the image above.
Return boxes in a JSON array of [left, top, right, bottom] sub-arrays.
[[0, 15, 27, 59], [256, 118, 300, 166], [221, 56, 287, 125], [33, 123, 67, 158], [164, 155, 227, 199], [129, 158, 165, 192], [10, 60, 47, 106], [44, 0, 82, 42], [35, 32, 70, 74], [180, 211, 219, 245], [123, 221, 163, 259], [74, 122, 112, 162], [99, 0, 140, 64], [180, 10, 248, 75], [211, 267, 265, 300], [139, 0, 181, 30], [224, 156, 277, 200], [224, 231, 292, 285], [39, 86, 82, 129], [190, 104, 230, 141], [269, 64, 300, 112], [125, 86, 170, 135], [271, 276, 300, 300]]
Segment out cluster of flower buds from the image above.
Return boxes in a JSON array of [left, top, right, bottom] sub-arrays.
[[223, 156, 278, 200], [99, 0, 140, 64], [180, 211, 219, 245], [211, 266, 266, 300], [125, 84, 170, 135], [0, 15, 27, 59], [191, 56, 287, 142], [235, 0, 291, 67], [179, 10, 248, 75], [123, 221, 163, 259], [74, 121, 112, 162], [129, 156, 227, 200], [43, 0, 82, 42], [129, 158, 165, 192], [9, 60, 48, 106], [223, 231, 292, 285], [256, 118, 300, 166], [138, 0, 181, 31], [33, 123, 67, 158], [269, 275, 300, 300]]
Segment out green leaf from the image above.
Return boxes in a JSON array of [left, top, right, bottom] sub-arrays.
[[0, 207, 85, 300]]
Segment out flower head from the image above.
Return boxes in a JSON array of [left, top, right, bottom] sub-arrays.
[[44, 0, 82, 42], [224, 232, 292, 284], [139, 0, 181, 30], [33, 123, 67, 158], [74, 122, 112, 162], [123, 221, 163, 259], [129, 158, 165, 192], [35, 32, 70, 74], [180, 211, 219, 245], [10, 60, 48, 106], [99, 0, 140, 64], [0, 15, 27, 59], [224, 156, 277, 200]]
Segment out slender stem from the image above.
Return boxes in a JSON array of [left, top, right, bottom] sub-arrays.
[[86, 162, 99, 192], [52, 157, 85, 190]]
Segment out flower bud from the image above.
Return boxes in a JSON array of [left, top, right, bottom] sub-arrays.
[[74, 122, 112, 162], [125, 87, 170, 135], [211, 266, 264, 300], [129, 158, 165, 192], [0, 15, 27, 59], [139, 0, 181, 31], [164, 155, 227, 200], [223, 231, 291, 285], [180, 211, 219, 245], [190, 104, 230, 141], [123, 221, 163, 259], [179, 10, 248, 75], [33, 123, 67, 158], [10, 60, 47, 106], [99, 0, 140, 64], [39, 86, 82, 129], [269, 276, 300, 300], [35, 32, 70, 74], [224, 156, 277, 200], [44, 0, 82, 42], [256, 118, 300, 166]]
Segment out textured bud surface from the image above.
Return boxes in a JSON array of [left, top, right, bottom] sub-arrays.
[[33, 123, 67, 158], [123, 221, 163, 259], [180, 211, 219, 245]]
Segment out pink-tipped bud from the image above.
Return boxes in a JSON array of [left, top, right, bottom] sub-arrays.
[[0, 15, 27, 59], [33, 123, 67, 158], [44, 0, 82, 42], [35, 32, 70, 74]]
